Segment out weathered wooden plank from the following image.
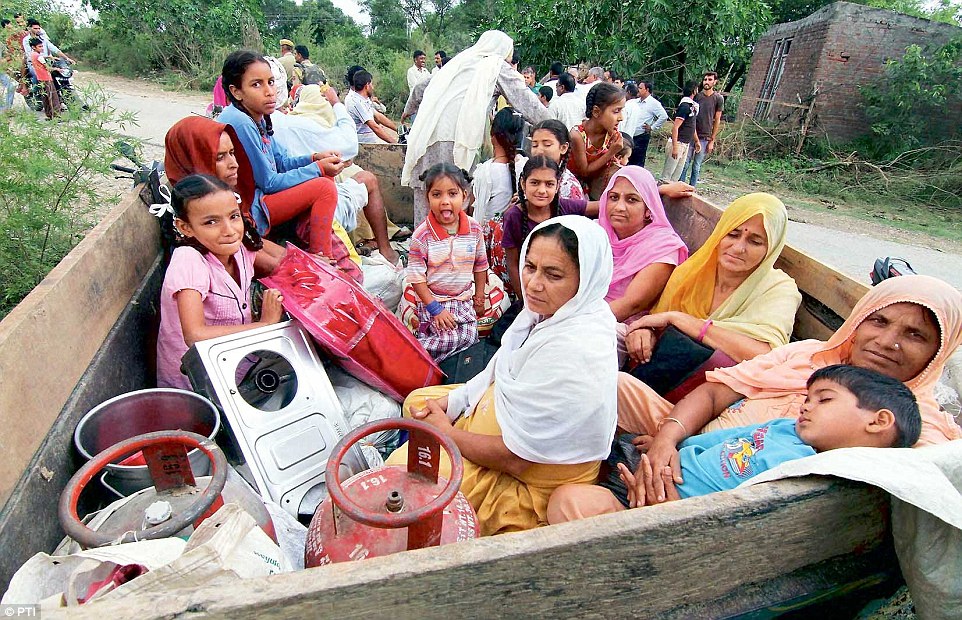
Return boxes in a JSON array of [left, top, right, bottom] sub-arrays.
[[776, 246, 869, 319], [354, 143, 414, 226], [0, 190, 160, 506], [0, 259, 164, 592], [63, 479, 890, 619]]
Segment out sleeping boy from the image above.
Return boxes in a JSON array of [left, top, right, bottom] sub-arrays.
[[609, 364, 921, 508]]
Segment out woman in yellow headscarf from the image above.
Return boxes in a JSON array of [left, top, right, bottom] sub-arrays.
[[624, 192, 802, 377]]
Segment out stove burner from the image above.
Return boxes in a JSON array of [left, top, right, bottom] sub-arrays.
[[237, 350, 298, 411]]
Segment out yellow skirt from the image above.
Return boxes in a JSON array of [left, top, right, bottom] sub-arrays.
[[386, 384, 600, 536]]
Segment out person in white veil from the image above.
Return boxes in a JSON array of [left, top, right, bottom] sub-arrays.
[[401, 30, 550, 224], [385, 215, 618, 535]]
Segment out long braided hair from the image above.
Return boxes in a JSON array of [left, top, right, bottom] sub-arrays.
[[170, 174, 264, 255], [518, 155, 563, 242], [584, 82, 624, 125], [531, 119, 572, 177], [222, 50, 275, 137], [491, 107, 526, 205]]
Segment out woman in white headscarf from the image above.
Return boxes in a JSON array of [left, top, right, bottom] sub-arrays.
[[401, 30, 550, 224], [386, 215, 618, 535]]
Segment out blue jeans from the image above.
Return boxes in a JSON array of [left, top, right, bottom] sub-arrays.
[[680, 139, 709, 186]]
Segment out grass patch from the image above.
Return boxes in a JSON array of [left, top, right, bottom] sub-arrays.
[[707, 158, 962, 243]]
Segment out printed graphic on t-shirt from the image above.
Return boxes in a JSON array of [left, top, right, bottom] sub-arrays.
[[719, 424, 771, 480]]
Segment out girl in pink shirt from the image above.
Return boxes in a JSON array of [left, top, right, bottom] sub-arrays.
[[156, 174, 287, 389]]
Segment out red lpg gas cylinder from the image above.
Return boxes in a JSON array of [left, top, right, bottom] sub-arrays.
[[59, 431, 275, 548], [305, 419, 478, 567]]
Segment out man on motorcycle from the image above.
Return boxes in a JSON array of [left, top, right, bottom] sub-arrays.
[[21, 18, 74, 80]]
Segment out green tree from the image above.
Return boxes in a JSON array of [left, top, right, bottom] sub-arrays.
[[262, 0, 360, 49], [360, 0, 410, 50], [86, 0, 264, 76], [862, 38, 962, 155], [0, 87, 136, 317], [499, 0, 770, 94]]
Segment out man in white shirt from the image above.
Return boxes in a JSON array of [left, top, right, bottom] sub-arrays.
[[406, 50, 431, 92], [347, 70, 399, 144], [21, 18, 73, 79], [575, 66, 603, 105], [627, 80, 668, 167], [619, 82, 640, 135], [549, 73, 585, 129]]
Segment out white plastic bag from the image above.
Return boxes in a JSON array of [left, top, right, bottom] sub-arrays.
[[327, 365, 401, 462], [3, 539, 185, 607], [360, 252, 404, 312], [100, 502, 291, 600]]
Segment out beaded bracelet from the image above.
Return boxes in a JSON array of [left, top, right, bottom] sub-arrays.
[[426, 300, 444, 317]]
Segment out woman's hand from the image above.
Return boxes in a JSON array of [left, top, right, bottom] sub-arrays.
[[658, 181, 695, 200], [625, 311, 679, 364], [618, 453, 678, 508], [433, 309, 457, 331], [410, 397, 453, 433], [644, 432, 684, 503], [625, 327, 657, 364], [260, 289, 285, 323]]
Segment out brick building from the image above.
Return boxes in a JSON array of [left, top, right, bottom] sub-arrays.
[[738, 2, 962, 142]]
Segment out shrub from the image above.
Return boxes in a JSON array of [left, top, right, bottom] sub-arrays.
[[861, 38, 962, 158], [0, 87, 136, 318]]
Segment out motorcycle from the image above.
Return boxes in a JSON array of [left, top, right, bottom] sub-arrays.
[[25, 58, 79, 112], [50, 58, 76, 108]]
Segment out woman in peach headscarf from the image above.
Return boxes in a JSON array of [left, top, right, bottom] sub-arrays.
[[549, 275, 962, 522]]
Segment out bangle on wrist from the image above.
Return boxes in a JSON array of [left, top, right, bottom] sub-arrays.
[[697, 318, 713, 343], [658, 416, 688, 437], [426, 300, 444, 317]]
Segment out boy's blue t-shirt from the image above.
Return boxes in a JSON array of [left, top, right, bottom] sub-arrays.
[[677, 418, 815, 498]]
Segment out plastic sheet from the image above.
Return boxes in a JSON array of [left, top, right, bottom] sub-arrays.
[[262, 244, 443, 402]]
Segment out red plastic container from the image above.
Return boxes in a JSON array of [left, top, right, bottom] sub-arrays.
[[261, 245, 443, 402]]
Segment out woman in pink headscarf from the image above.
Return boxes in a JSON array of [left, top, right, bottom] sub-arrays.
[[599, 166, 689, 323]]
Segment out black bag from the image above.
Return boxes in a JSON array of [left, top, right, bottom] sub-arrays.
[[628, 326, 715, 393], [439, 339, 499, 384], [598, 433, 642, 509], [627, 325, 738, 403], [488, 300, 523, 347], [870, 257, 916, 286]]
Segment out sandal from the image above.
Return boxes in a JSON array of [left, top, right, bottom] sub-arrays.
[[354, 240, 374, 257], [391, 226, 413, 241]]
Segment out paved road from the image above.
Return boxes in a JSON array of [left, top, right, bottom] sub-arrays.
[[785, 220, 960, 288], [79, 72, 962, 289]]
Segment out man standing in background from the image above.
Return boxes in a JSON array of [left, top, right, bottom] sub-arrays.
[[433, 50, 447, 74], [627, 81, 668, 167], [680, 71, 724, 186], [407, 50, 430, 92], [277, 39, 296, 82]]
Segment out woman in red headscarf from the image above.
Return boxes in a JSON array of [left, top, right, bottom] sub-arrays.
[[164, 116, 362, 283]]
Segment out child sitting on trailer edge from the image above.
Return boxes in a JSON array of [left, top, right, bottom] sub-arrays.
[[549, 364, 922, 520], [405, 163, 489, 362]]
